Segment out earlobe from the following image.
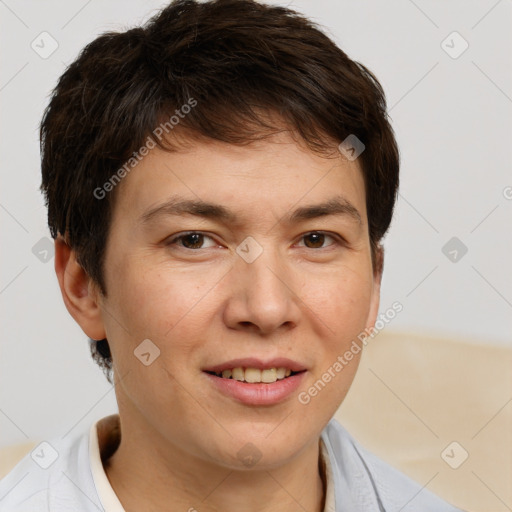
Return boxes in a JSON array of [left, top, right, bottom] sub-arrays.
[[54, 236, 106, 341]]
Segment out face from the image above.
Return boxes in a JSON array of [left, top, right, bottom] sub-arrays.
[[96, 131, 380, 469]]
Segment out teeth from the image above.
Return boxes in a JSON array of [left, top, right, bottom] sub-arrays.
[[261, 368, 277, 383], [215, 366, 294, 383], [232, 367, 245, 381], [276, 367, 286, 379], [245, 368, 261, 383]]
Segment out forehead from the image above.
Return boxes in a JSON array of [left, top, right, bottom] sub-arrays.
[[111, 133, 367, 229]]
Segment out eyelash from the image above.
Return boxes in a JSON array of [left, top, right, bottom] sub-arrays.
[[166, 231, 343, 251]]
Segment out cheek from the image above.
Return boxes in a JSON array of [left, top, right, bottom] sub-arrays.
[[103, 262, 214, 425], [296, 271, 371, 426], [108, 258, 204, 338], [104, 256, 225, 383], [303, 265, 373, 340], [300, 266, 371, 382]]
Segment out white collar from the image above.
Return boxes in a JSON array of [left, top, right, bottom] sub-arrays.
[[88, 416, 125, 511]]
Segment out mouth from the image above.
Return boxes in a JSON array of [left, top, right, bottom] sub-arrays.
[[202, 358, 307, 403], [205, 367, 303, 384]]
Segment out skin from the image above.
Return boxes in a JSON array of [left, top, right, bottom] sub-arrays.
[[55, 130, 382, 512]]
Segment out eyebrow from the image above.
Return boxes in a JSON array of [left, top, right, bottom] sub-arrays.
[[139, 194, 362, 226]]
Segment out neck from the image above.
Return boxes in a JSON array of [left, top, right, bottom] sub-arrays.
[[102, 417, 325, 512]]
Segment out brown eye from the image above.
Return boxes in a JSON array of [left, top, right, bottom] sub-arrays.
[[300, 232, 336, 249], [303, 233, 325, 248], [299, 231, 343, 249], [168, 232, 217, 250], [180, 233, 204, 249]]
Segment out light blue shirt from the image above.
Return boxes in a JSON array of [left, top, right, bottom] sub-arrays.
[[0, 416, 464, 511], [321, 420, 464, 511]]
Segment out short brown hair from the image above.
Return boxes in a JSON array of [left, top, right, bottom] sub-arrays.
[[40, 0, 399, 383]]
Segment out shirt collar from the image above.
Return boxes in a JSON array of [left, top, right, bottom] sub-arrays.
[[319, 437, 337, 512], [88, 415, 125, 511]]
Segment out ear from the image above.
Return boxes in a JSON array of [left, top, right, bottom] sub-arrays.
[[364, 244, 384, 331], [54, 236, 106, 341]]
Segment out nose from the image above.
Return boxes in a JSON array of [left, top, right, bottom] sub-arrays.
[[222, 244, 302, 336]]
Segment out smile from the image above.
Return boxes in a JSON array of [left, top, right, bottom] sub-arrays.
[[207, 367, 297, 383], [203, 358, 307, 404]]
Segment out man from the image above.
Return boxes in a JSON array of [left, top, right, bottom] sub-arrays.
[[0, 0, 464, 510]]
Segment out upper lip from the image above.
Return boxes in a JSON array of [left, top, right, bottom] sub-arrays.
[[203, 357, 307, 373]]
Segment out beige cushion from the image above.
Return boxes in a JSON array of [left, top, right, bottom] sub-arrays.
[[1, 331, 510, 512], [335, 330, 512, 512], [0, 441, 37, 479]]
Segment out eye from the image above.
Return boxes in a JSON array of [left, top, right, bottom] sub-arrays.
[[166, 230, 341, 251], [297, 231, 338, 249], [167, 232, 218, 250]]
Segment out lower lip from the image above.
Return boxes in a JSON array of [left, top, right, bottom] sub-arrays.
[[204, 372, 306, 406]]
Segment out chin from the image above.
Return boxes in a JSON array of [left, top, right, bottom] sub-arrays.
[[218, 427, 311, 469]]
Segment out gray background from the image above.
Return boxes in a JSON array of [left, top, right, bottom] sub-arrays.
[[1, 0, 511, 457]]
